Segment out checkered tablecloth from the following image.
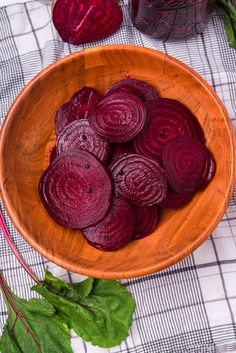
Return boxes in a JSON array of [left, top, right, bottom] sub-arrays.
[[1, 1, 236, 352]]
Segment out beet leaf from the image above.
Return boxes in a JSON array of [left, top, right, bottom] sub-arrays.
[[0, 272, 73, 353], [32, 270, 136, 348]]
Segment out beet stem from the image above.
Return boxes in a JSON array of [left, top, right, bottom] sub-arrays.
[[0, 271, 43, 352], [0, 212, 41, 284]]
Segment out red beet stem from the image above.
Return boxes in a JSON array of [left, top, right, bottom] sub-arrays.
[[0, 212, 40, 284], [0, 271, 42, 352]]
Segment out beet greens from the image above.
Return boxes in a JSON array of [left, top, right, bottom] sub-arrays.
[[0, 212, 136, 350]]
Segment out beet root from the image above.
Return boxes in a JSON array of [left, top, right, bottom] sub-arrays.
[[105, 77, 158, 102], [56, 119, 110, 162], [133, 98, 205, 164], [69, 86, 102, 121], [83, 198, 135, 251], [55, 102, 71, 136], [109, 142, 135, 165], [133, 205, 158, 239], [110, 154, 167, 206], [162, 136, 216, 193], [159, 186, 193, 209], [52, 0, 123, 45], [50, 146, 57, 164], [89, 92, 146, 143], [39, 149, 113, 229]]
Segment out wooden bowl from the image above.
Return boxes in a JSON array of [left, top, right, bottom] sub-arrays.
[[0, 45, 235, 279]]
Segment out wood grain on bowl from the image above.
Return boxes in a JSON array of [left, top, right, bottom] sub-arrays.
[[0, 45, 235, 279]]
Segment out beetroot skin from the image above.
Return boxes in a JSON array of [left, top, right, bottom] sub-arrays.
[[110, 154, 167, 206], [39, 149, 113, 229], [106, 78, 158, 102], [89, 92, 146, 143], [83, 198, 135, 251], [52, 0, 123, 45], [56, 119, 110, 162], [133, 205, 158, 240], [163, 136, 216, 194], [133, 98, 205, 163]]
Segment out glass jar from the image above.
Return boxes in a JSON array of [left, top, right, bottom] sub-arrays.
[[131, 0, 216, 40]]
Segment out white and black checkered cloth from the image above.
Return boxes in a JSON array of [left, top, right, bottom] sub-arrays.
[[1, 1, 236, 352]]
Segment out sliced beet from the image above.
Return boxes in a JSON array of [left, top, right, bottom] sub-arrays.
[[133, 205, 158, 240], [39, 149, 113, 229], [55, 102, 71, 136], [105, 84, 144, 101], [159, 186, 193, 209], [83, 198, 135, 251], [133, 98, 205, 164], [105, 78, 158, 102], [109, 142, 135, 164], [110, 154, 167, 206], [163, 136, 216, 194], [52, 0, 123, 45], [56, 119, 110, 162], [69, 86, 102, 121], [89, 92, 146, 143], [50, 146, 57, 164]]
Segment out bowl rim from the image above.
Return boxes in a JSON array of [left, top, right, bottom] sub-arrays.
[[0, 44, 235, 279]]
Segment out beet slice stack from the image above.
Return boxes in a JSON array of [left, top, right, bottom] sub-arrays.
[[110, 154, 167, 206], [89, 92, 146, 143], [133, 205, 158, 240], [163, 136, 216, 194], [39, 149, 112, 229], [56, 119, 110, 162], [105, 78, 158, 102], [133, 98, 205, 164], [83, 198, 135, 251]]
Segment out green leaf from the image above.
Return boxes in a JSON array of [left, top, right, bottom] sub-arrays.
[[218, 0, 236, 48], [43, 269, 93, 301], [222, 7, 236, 48], [33, 272, 136, 348], [0, 280, 73, 353], [0, 327, 23, 353]]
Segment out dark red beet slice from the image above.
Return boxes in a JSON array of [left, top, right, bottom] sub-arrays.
[[109, 142, 135, 164], [56, 119, 110, 162], [133, 98, 205, 164], [159, 186, 193, 209], [52, 0, 123, 45], [105, 78, 158, 102], [83, 198, 135, 251], [110, 154, 167, 206], [133, 205, 158, 240], [55, 102, 70, 136], [105, 84, 144, 101], [39, 149, 112, 229], [50, 146, 57, 164], [163, 136, 216, 194], [89, 92, 146, 143], [69, 86, 102, 121]]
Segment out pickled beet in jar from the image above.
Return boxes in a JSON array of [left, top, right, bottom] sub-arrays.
[[131, 0, 216, 40]]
